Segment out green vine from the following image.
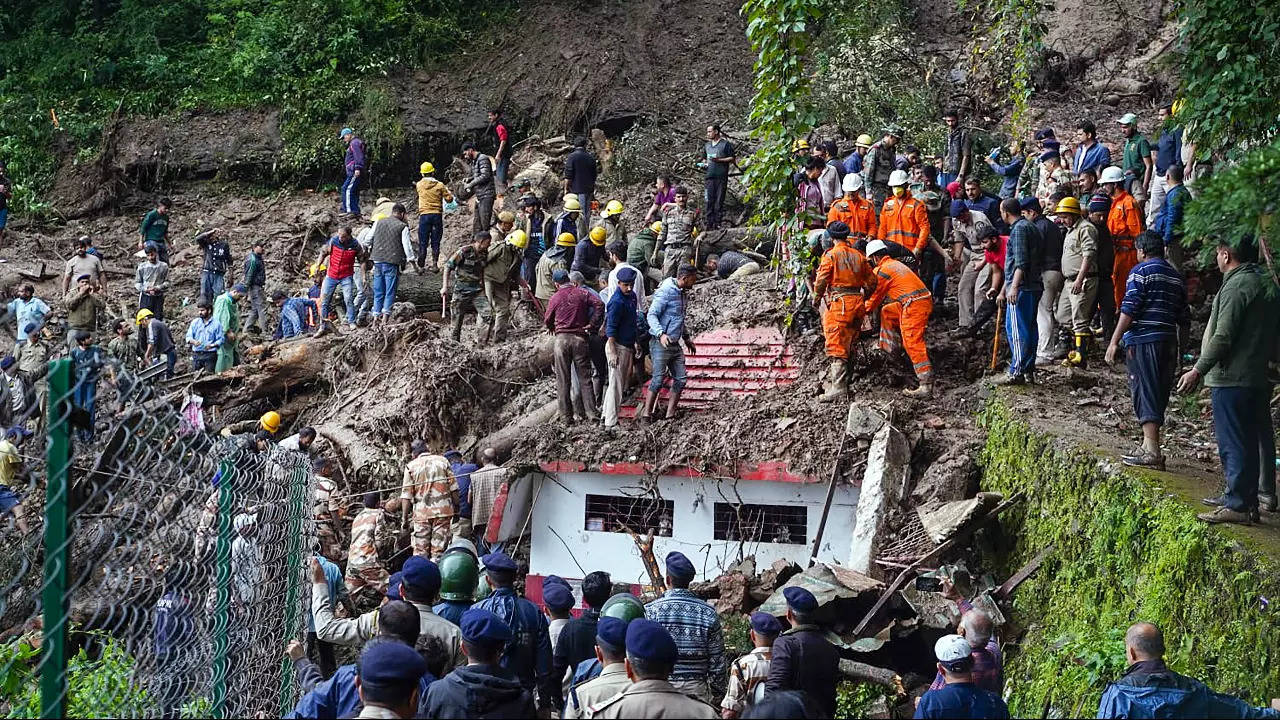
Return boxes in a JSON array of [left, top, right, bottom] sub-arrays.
[[962, 0, 1046, 137], [1180, 134, 1280, 275]]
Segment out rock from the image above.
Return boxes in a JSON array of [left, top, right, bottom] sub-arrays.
[[510, 160, 563, 209], [916, 492, 1002, 544], [689, 580, 720, 600], [848, 423, 912, 575], [846, 404, 887, 439], [712, 572, 749, 614], [911, 445, 979, 505]]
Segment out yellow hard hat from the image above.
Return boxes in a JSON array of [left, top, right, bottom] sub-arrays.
[[259, 411, 282, 434], [856, 134, 874, 148], [497, 211, 516, 224], [589, 226, 607, 246], [309, 262, 326, 278], [650, 221, 662, 234], [135, 308, 154, 325], [564, 196, 582, 212], [1171, 98, 1185, 116], [1054, 196, 1082, 215], [506, 229, 529, 250], [603, 200, 624, 217], [556, 232, 577, 247], [420, 161, 435, 175], [792, 138, 810, 152]]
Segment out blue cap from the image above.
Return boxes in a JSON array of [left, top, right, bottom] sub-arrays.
[[625, 619, 678, 664], [543, 575, 571, 590], [1038, 148, 1060, 162], [358, 641, 427, 688], [144, 241, 160, 253], [232, 283, 247, 294], [22, 323, 38, 336], [596, 616, 628, 650], [552, 269, 570, 284], [949, 199, 968, 218], [482, 550, 518, 573], [783, 586, 818, 613], [444, 449, 462, 460], [1042, 138, 1061, 151], [401, 556, 441, 597], [543, 583, 575, 611], [616, 267, 637, 284], [460, 608, 513, 647], [665, 551, 695, 581], [339, 127, 354, 138], [1018, 196, 1042, 213], [385, 572, 403, 600], [750, 611, 783, 635], [0, 356, 14, 370]]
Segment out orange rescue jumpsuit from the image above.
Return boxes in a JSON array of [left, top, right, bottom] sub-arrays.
[[814, 240, 876, 359], [826, 194, 879, 238], [875, 194, 931, 255], [1107, 189, 1143, 309], [865, 257, 933, 379]]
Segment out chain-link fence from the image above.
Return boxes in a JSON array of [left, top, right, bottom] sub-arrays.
[[0, 354, 315, 718]]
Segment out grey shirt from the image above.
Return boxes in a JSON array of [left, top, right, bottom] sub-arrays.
[[135, 260, 170, 293]]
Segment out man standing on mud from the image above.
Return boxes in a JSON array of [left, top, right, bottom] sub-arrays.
[[461, 141, 496, 235], [139, 198, 172, 263], [703, 124, 736, 230], [400, 440, 459, 560], [545, 269, 604, 425], [563, 137, 598, 238], [339, 128, 365, 217]]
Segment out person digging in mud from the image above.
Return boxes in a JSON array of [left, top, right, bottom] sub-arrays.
[[864, 239, 934, 398], [813, 221, 875, 403], [273, 289, 315, 340], [484, 229, 525, 342], [545, 268, 604, 425], [641, 265, 698, 421], [443, 231, 494, 344]]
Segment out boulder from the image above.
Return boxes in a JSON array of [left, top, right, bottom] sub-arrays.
[[911, 444, 979, 505]]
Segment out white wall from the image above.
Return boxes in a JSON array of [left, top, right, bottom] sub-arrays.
[[527, 471, 859, 584]]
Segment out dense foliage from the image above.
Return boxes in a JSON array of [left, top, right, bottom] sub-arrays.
[[0, 0, 511, 212], [978, 400, 1280, 716], [1181, 135, 1280, 269], [1, 632, 150, 717]]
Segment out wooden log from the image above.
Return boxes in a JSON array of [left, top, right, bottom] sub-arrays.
[[472, 399, 558, 460], [839, 659, 905, 693]]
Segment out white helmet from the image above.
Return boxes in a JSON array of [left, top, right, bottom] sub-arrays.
[[1099, 166, 1125, 184], [842, 173, 864, 193], [865, 239, 888, 256], [888, 169, 910, 187]]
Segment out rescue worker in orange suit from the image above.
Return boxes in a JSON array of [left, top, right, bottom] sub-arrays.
[[875, 170, 931, 262], [826, 173, 878, 239], [814, 221, 876, 402], [864, 239, 934, 398], [1100, 165, 1143, 311]]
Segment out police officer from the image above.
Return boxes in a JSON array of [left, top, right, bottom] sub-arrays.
[[424, 609, 536, 717], [764, 587, 839, 717], [434, 547, 479, 625], [470, 550, 556, 709], [582, 619, 718, 718], [355, 639, 429, 719], [563, 616, 629, 719]]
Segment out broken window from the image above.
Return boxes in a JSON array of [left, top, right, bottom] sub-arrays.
[[584, 494, 674, 536], [713, 502, 807, 545]]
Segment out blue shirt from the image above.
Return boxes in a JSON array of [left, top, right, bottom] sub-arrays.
[[1154, 127, 1183, 175], [842, 151, 863, 175], [986, 155, 1025, 199], [6, 297, 50, 342], [433, 599, 471, 626], [275, 297, 313, 339], [450, 461, 478, 518], [308, 555, 345, 632], [154, 590, 195, 660], [1074, 141, 1113, 176], [1120, 257, 1187, 345], [286, 662, 435, 719], [915, 682, 1010, 719], [185, 315, 224, 352], [647, 278, 688, 340], [472, 587, 553, 694], [1004, 218, 1044, 292], [1153, 184, 1189, 249], [964, 194, 1006, 234], [604, 288, 641, 347]]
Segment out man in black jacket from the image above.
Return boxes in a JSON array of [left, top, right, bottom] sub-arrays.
[[563, 136, 598, 238], [550, 570, 611, 711], [462, 142, 497, 235], [425, 609, 534, 719], [764, 586, 839, 717]]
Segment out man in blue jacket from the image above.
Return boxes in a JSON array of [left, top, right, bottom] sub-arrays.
[[340, 127, 365, 217], [1151, 164, 1190, 269], [602, 267, 642, 428], [641, 265, 698, 421], [471, 550, 555, 710], [1098, 623, 1280, 718]]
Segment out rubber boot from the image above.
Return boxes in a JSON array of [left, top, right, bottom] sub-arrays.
[[903, 371, 933, 398], [640, 387, 660, 421], [664, 389, 683, 420], [818, 359, 848, 403]]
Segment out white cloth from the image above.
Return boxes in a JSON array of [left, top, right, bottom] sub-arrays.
[[600, 261, 646, 308]]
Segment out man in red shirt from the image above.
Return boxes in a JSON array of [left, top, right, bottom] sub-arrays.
[[544, 269, 604, 425], [314, 226, 364, 333], [488, 109, 511, 201]]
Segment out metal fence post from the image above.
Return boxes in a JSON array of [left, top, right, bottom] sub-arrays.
[[277, 460, 308, 714], [211, 459, 235, 719], [40, 357, 73, 718]]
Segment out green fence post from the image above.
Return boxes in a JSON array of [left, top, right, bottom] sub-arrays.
[[211, 459, 235, 719], [277, 460, 308, 714], [40, 358, 73, 718]]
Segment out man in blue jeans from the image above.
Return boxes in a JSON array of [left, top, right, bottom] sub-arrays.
[[314, 226, 363, 333], [1179, 237, 1280, 524], [339, 128, 365, 217], [642, 265, 698, 421], [369, 204, 412, 324], [995, 198, 1043, 385]]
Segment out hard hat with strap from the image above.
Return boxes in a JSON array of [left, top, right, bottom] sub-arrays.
[[1054, 196, 1082, 215], [564, 195, 582, 212], [438, 549, 480, 602], [855, 134, 874, 148], [603, 200, 624, 217], [1099, 166, 1125, 184], [260, 411, 282, 434], [650, 221, 662, 234], [506, 229, 529, 249], [135, 308, 154, 325], [600, 593, 645, 622], [556, 232, 577, 247], [888, 169, 910, 187]]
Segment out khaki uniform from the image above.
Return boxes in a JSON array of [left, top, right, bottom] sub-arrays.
[[564, 663, 630, 719], [344, 507, 392, 595], [311, 585, 465, 673], [583, 678, 718, 719], [400, 454, 458, 559], [484, 241, 523, 341], [1056, 219, 1100, 334], [314, 474, 342, 560], [721, 647, 772, 715], [17, 341, 48, 430], [657, 207, 698, 278]]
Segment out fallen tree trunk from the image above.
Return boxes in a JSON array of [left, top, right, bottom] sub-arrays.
[[839, 659, 904, 693], [188, 335, 335, 405], [472, 399, 558, 460]]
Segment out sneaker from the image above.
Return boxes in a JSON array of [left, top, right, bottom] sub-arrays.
[[1197, 506, 1253, 525], [1121, 450, 1165, 471], [1259, 493, 1277, 513], [1201, 495, 1228, 508]]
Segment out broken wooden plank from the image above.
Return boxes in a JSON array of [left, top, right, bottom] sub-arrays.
[[996, 543, 1055, 601], [839, 659, 905, 694]]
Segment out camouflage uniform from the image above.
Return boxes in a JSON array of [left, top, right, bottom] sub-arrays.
[[344, 506, 392, 596], [400, 453, 458, 560], [445, 245, 492, 342], [314, 473, 342, 560]]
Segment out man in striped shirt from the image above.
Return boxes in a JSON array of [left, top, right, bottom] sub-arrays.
[[1105, 231, 1187, 470], [644, 551, 726, 703]]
